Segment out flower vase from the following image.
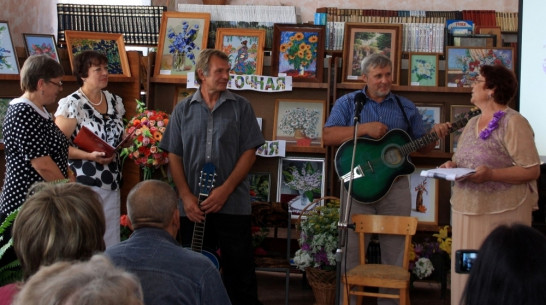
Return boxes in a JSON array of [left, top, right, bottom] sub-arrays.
[[293, 128, 306, 139], [172, 51, 186, 71], [299, 64, 305, 76], [298, 190, 310, 208]]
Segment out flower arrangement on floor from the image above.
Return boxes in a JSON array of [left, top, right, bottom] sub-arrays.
[[279, 107, 320, 139], [282, 161, 322, 202], [120, 214, 133, 241], [120, 99, 170, 180], [410, 225, 452, 279], [293, 198, 340, 271]]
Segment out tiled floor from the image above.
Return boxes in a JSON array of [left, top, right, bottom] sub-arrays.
[[257, 270, 450, 305]]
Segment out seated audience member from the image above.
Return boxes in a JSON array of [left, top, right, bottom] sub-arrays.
[[0, 182, 106, 305], [12, 254, 143, 305], [461, 223, 546, 305], [105, 180, 230, 305]]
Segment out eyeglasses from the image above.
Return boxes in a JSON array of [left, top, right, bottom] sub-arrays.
[[473, 79, 486, 84], [48, 80, 63, 88]]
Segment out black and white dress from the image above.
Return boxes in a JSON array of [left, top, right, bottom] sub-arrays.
[[55, 90, 125, 247], [0, 97, 69, 219]]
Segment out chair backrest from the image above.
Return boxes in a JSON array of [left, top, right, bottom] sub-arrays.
[[351, 214, 418, 269]]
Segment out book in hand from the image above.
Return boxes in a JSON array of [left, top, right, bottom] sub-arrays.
[[420, 168, 476, 181], [73, 126, 133, 158]]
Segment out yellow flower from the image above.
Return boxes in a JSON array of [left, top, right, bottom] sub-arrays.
[[433, 225, 450, 242]]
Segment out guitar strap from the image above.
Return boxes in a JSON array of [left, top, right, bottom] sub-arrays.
[[394, 95, 415, 139]]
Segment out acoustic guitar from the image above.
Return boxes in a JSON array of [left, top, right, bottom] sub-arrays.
[[334, 108, 481, 203], [191, 162, 221, 269]]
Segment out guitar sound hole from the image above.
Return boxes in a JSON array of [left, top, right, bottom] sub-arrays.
[[383, 146, 403, 166]]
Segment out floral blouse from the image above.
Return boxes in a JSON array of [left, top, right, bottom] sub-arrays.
[[55, 90, 125, 191]]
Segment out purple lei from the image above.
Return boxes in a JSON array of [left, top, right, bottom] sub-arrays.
[[479, 110, 506, 140]]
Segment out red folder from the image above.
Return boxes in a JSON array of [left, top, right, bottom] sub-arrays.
[[73, 126, 134, 158]]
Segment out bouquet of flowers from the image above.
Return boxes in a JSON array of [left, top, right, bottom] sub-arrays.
[[293, 199, 340, 271], [282, 162, 322, 202], [120, 214, 132, 241], [411, 58, 435, 82], [278, 107, 320, 139], [167, 22, 200, 65], [279, 31, 319, 74], [410, 225, 452, 279], [121, 100, 170, 180]]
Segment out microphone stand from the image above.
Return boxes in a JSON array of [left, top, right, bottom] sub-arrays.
[[334, 101, 361, 305]]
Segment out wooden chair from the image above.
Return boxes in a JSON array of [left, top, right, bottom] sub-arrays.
[[342, 214, 418, 305], [251, 201, 292, 305]]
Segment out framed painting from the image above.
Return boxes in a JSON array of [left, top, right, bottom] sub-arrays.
[[154, 12, 210, 81], [445, 46, 514, 88], [23, 33, 60, 63], [215, 28, 266, 76], [342, 23, 402, 85], [173, 87, 196, 108], [409, 168, 438, 225], [272, 99, 326, 151], [65, 30, 130, 77], [408, 53, 439, 87], [277, 157, 325, 219], [271, 23, 325, 83], [0, 21, 19, 75], [450, 105, 475, 153], [0, 97, 13, 143], [249, 172, 271, 203], [415, 103, 444, 150]]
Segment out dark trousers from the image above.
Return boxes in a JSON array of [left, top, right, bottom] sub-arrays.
[[181, 213, 261, 305]]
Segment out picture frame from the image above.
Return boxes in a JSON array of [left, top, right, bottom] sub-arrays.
[[0, 21, 19, 75], [65, 30, 130, 77], [249, 172, 271, 203], [153, 12, 210, 81], [415, 103, 444, 150], [215, 28, 266, 76], [272, 99, 326, 151], [410, 168, 438, 225], [342, 23, 402, 85], [277, 157, 325, 219], [0, 97, 13, 143], [23, 33, 60, 63], [445, 46, 514, 88], [271, 23, 325, 83], [408, 53, 439, 87], [173, 86, 196, 108], [476, 26, 502, 47], [450, 104, 475, 153]]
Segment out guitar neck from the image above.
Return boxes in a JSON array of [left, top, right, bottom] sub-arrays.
[[401, 112, 476, 155], [191, 193, 208, 253]]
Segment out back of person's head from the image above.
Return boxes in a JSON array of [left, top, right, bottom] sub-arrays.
[[461, 223, 546, 305], [361, 53, 391, 76], [195, 48, 229, 84], [13, 182, 106, 280], [73, 50, 108, 85], [20, 55, 64, 92], [127, 180, 178, 230], [12, 254, 144, 305], [479, 64, 518, 105]]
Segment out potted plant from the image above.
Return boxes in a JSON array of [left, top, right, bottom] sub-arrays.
[[293, 197, 339, 305]]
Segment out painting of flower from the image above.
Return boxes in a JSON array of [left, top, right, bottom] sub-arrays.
[[154, 12, 210, 80], [23, 34, 60, 63], [272, 24, 325, 82], [0, 22, 19, 74], [409, 53, 438, 86], [446, 47, 514, 87], [273, 99, 326, 148], [65, 31, 130, 77]]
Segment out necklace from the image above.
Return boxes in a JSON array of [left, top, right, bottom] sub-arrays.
[[479, 110, 506, 140], [79, 88, 103, 106]]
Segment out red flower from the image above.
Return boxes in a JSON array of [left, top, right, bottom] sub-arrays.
[[120, 214, 130, 227]]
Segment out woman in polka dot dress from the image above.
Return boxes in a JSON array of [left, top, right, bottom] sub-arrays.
[[0, 55, 72, 261], [55, 51, 126, 247]]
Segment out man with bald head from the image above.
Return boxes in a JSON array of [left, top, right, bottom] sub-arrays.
[[105, 180, 230, 305]]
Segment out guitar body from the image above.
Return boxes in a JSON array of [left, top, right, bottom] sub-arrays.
[[335, 129, 415, 203]]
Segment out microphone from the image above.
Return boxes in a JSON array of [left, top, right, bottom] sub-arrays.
[[353, 92, 366, 123]]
